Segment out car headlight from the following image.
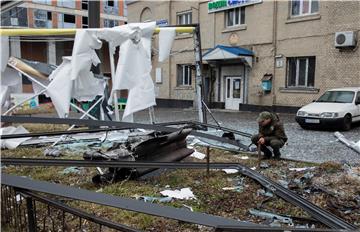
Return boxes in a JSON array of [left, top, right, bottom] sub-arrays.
[[297, 111, 307, 116], [320, 112, 339, 118]]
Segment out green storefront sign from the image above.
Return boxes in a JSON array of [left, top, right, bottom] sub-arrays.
[[208, 0, 262, 13]]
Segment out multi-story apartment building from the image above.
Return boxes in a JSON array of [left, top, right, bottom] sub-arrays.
[[127, 0, 360, 111], [1, 0, 127, 79]]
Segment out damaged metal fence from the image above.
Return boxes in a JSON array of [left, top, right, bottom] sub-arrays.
[[0, 116, 250, 150], [2, 160, 358, 231], [1, 185, 139, 232]]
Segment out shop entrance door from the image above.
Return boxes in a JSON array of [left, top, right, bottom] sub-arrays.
[[225, 76, 243, 110]]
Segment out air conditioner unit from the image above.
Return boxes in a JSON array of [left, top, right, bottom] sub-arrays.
[[335, 31, 357, 48]]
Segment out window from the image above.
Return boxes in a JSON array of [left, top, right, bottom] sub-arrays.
[[107, 1, 114, 7], [123, 0, 128, 17], [104, 0, 118, 14], [82, 0, 88, 10], [226, 7, 245, 27], [104, 19, 119, 28], [287, 57, 315, 88], [33, 10, 52, 28], [58, 14, 76, 28], [63, 14, 75, 23], [291, 0, 319, 17], [32, 0, 51, 5], [177, 65, 192, 86], [82, 16, 88, 28], [57, 0, 76, 8], [177, 11, 192, 25], [3, 7, 28, 27]]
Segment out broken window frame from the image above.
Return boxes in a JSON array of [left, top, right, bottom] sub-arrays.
[[33, 9, 52, 28], [82, 16, 88, 28], [57, 13, 76, 28], [57, 0, 76, 9], [103, 19, 119, 28]]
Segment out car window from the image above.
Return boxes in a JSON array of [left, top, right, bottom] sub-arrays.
[[317, 91, 355, 103]]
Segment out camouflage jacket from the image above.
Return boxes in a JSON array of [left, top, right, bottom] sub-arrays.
[[259, 113, 288, 143]]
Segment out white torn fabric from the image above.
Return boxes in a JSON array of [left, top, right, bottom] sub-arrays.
[[190, 150, 206, 160], [46, 57, 105, 117], [1, 85, 10, 111], [72, 72, 105, 102], [32, 78, 50, 94], [97, 26, 132, 49], [111, 22, 157, 119], [1, 67, 21, 87], [0, 126, 30, 149], [158, 28, 176, 62], [1, 36, 9, 72], [1, 67, 22, 111], [160, 187, 196, 200], [46, 57, 73, 117], [71, 30, 102, 80], [222, 169, 239, 174]]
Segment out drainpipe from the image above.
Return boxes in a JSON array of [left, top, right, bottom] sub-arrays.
[[168, 1, 172, 99], [271, 0, 278, 108]]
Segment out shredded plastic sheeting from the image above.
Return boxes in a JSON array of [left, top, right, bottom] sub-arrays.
[[160, 187, 196, 200], [190, 150, 206, 160], [112, 22, 157, 120], [0, 126, 30, 149], [158, 28, 176, 62], [222, 169, 239, 174], [70, 30, 102, 81], [46, 56, 105, 117], [1, 36, 9, 72]]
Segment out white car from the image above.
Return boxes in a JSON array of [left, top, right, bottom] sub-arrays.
[[295, 87, 360, 130]]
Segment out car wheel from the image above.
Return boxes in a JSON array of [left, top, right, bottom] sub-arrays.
[[342, 114, 352, 131]]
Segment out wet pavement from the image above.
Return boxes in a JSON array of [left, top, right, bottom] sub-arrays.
[[129, 107, 360, 165]]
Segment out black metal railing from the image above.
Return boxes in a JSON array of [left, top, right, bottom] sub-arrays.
[[1, 185, 138, 232]]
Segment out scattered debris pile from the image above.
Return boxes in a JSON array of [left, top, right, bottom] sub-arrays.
[[83, 128, 194, 184]]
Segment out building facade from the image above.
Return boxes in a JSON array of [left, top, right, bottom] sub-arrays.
[[1, 0, 127, 92], [127, 0, 360, 110]]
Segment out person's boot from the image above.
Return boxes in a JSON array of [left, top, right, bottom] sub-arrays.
[[261, 146, 272, 159], [273, 148, 281, 160]]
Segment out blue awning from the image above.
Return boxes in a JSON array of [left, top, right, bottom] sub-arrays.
[[203, 45, 254, 67]]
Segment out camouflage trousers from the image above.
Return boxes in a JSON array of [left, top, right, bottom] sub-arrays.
[[251, 134, 285, 158]]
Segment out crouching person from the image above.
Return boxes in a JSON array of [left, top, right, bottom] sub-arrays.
[[252, 111, 288, 159]]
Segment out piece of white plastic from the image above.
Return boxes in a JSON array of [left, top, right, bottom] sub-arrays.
[[46, 56, 105, 117], [71, 30, 102, 81], [160, 187, 196, 200], [222, 169, 239, 174], [1, 36, 9, 72], [158, 28, 176, 62], [46, 57, 73, 117], [111, 22, 157, 119], [0, 126, 30, 149], [190, 150, 206, 160]]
